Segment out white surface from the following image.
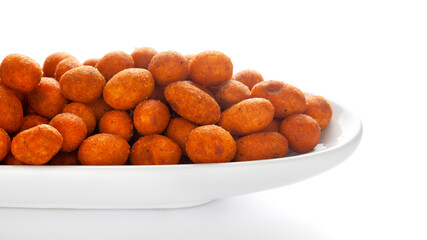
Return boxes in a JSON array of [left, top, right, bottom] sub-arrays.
[[0, 0, 426, 239], [0, 99, 362, 209]]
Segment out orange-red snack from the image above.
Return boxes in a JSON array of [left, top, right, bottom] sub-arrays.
[[99, 110, 133, 141], [165, 118, 197, 156], [219, 98, 274, 136], [149, 86, 167, 103], [11, 124, 63, 165], [234, 132, 288, 161], [280, 114, 321, 153], [232, 69, 264, 90], [86, 97, 113, 122], [59, 66, 106, 103], [0, 85, 23, 133], [184, 54, 195, 80], [0, 81, 26, 104], [130, 134, 181, 165], [103, 68, 154, 110], [20, 115, 50, 132], [49, 113, 87, 152], [42, 52, 75, 77], [305, 95, 333, 129], [260, 119, 281, 133], [214, 80, 251, 109], [63, 102, 97, 135], [0, 128, 11, 162], [95, 51, 134, 81], [186, 80, 214, 97], [164, 81, 221, 125], [49, 152, 80, 165], [54, 57, 82, 81], [147, 51, 189, 86], [28, 77, 68, 119], [186, 125, 236, 163], [133, 100, 170, 135], [185, 54, 195, 61], [78, 133, 130, 165], [251, 80, 306, 119], [0, 53, 42, 92], [3, 154, 26, 165], [131, 47, 158, 69], [189, 50, 233, 86], [83, 58, 100, 67], [24, 104, 36, 115]]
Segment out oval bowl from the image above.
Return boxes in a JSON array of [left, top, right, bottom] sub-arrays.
[[0, 96, 362, 209]]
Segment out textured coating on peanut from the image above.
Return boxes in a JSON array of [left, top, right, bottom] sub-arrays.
[[305, 95, 333, 129], [130, 134, 181, 165], [186, 125, 236, 163], [0, 53, 42, 92], [78, 133, 130, 165], [251, 80, 306, 119], [103, 68, 154, 110], [165, 81, 221, 125], [219, 98, 274, 136], [235, 132, 288, 161], [280, 114, 321, 153], [11, 124, 63, 165]]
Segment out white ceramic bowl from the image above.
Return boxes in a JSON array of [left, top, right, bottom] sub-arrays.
[[0, 98, 362, 209]]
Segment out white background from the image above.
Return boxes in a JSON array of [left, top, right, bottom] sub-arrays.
[[1, 0, 426, 239]]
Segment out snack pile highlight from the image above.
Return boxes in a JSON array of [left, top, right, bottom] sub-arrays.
[[0, 48, 333, 165]]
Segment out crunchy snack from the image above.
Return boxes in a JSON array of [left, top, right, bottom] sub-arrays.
[[11, 124, 63, 165], [86, 97, 113, 123], [0, 85, 23, 133], [48, 151, 80, 165], [189, 50, 233, 86], [59, 66, 106, 103], [83, 58, 100, 67], [149, 86, 167, 103], [214, 80, 251, 109], [133, 100, 170, 135], [20, 115, 50, 132], [147, 51, 189, 86], [63, 102, 96, 135], [235, 132, 288, 161], [103, 68, 154, 110], [164, 81, 221, 125], [186, 125, 236, 163], [0, 53, 42, 92], [54, 57, 82, 81], [251, 80, 306, 119], [130, 134, 181, 165], [0, 82, 26, 103], [42, 52, 75, 77], [95, 51, 134, 81], [78, 133, 130, 165], [232, 69, 264, 89], [131, 47, 158, 69], [28, 77, 68, 119], [184, 54, 195, 80], [3, 154, 26, 165], [305, 95, 333, 129], [219, 98, 274, 136], [49, 113, 87, 152], [280, 114, 321, 153], [99, 110, 133, 141], [165, 118, 198, 156], [260, 119, 281, 133], [0, 128, 11, 162]]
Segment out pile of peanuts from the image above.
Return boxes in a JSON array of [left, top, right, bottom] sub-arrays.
[[0, 48, 332, 165]]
